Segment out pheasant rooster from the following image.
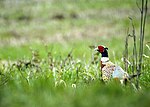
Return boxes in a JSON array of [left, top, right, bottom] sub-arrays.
[[94, 45, 138, 84]]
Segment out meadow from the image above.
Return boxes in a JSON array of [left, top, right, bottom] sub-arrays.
[[0, 0, 150, 107]]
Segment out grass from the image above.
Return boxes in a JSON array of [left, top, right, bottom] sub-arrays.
[[0, 50, 150, 106], [0, 0, 150, 107]]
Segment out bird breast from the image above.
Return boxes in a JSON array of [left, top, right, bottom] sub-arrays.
[[102, 62, 116, 81], [101, 62, 129, 82]]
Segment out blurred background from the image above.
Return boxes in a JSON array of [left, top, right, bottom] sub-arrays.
[[0, 1, 150, 107], [0, 0, 150, 60]]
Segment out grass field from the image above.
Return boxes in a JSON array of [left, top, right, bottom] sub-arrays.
[[0, 0, 150, 107]]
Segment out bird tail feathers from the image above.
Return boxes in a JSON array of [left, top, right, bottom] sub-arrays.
[[128, 72, 141, 80]]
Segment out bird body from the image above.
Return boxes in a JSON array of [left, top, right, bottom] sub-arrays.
[[95, 45, 130, 84], [101, 59, 129, 83]]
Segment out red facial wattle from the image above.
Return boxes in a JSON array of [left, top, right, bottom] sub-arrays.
[[98, 46, 104, 53]]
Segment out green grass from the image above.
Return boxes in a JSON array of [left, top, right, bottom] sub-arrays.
[[0, 0, 150, 107], [0, 43, 150, 107]]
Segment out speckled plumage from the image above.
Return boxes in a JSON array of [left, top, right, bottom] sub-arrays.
[[95, 45, 130, 84], [102, 62, 115, 82], [101, 61, 129, 83]]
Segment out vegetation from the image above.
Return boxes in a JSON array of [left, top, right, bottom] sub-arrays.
[[0, 0, 150, 107]]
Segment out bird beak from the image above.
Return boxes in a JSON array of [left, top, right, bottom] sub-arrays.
[[94, 47, 99, 52]]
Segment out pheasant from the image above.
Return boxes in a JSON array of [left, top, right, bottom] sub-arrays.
[[94, 45, 137, 84]]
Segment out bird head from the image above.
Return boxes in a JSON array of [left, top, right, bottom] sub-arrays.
[[95, 45, 108, 57]]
